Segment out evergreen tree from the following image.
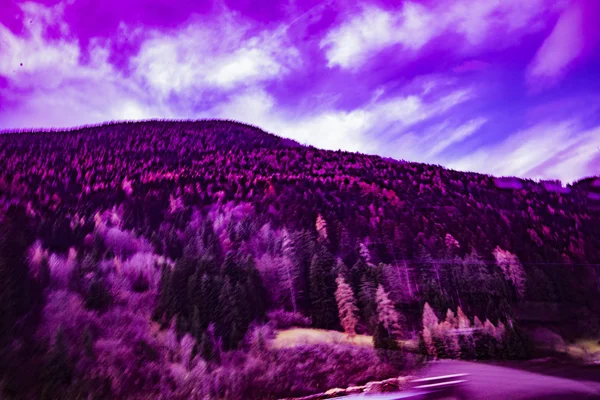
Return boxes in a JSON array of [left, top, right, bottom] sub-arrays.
[[309, 246, 338, 329], [422, 302, 439, 359], [493, 246, 526, 300], [335, 275, 359, 337], [0, 207, 38, 347], [457, 306, 471, 329], [373, 322, 403, 367], [316, 214, 328, 243], [200, 325, 220, 363], [357, 277, 378, 330], [422, 302, 439, 330], [153, 264, 172, 323], [40, 327, 73, 399], [375, 285, 402, 337]]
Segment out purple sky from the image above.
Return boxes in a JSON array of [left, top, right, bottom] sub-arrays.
[[1, 0, 599, 182]]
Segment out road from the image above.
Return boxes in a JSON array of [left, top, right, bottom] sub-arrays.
[[417, 360, 600, 399], [341, 360, 600, 400]]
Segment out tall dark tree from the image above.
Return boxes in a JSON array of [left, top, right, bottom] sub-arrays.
[[309, 246, 339, 329]]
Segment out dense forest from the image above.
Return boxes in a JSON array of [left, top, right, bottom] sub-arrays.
[[0, 120, 599, 399]]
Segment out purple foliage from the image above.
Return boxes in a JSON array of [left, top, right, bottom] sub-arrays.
[[267, 309, 311, 329]]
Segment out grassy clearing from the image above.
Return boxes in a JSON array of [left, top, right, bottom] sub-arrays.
[[271, 328, 374, 349], [271, 328, 418, 352], [544, 338, 600, 362]]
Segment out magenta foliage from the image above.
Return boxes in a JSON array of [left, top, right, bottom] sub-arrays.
[[267, 309, 311, 329]]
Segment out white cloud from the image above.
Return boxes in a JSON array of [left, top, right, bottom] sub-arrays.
[[0, 2, 81, 89], [0, 2, 172, 129], [425, 117, 487, 158], [131, 16, 300, 96], [447, 120, 600, 182], [320, 3, 435, 69], [321, 0, 560, 70], [211, 84, 475, 157], [527, 1, 585, 87]]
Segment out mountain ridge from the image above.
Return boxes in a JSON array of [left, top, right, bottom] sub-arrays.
[[1, 118, 597, 185]]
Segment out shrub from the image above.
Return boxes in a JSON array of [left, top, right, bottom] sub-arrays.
[[267, 310, 311, 329]]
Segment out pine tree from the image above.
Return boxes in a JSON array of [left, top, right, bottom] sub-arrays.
[[474, 316, 483, 329], [457, 306, 471, 329], [358, 277, 377, 329], [493, 246, 526, 300], [309, 246, 338, 329], [422, 302, 439, 330], [335, 275, 359, 337], [316, 214, 328, 243], [422, 302, 439, 359], [333, 257, 350, 280], [375, 285, 402, 337], [445, 309, 457, 328], [373, 322, 403, 367], [422, 326, 437, 359]]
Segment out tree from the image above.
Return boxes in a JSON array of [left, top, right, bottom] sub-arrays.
[[422, 302, 439, 330], [493, 246, 526, 300], [422, 326, 437, 359], [375, 285, 402, 337], [445, 309, 457, 328], [422, 302, 439, 359], [457, 307, 471, 329], [309, 246, 338, 329], [0, 206, 38, 348], [373, 322, 403, 366], [316, 214, 328, 243], [280, 256, 300, 313], [335, 275, 358, 337]]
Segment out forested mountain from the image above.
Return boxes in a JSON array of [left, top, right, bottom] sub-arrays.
[[1, 120, 599, 399]]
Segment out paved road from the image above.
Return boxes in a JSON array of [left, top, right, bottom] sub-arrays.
[[418, 360, 600, 399], [341, 360, 600, 400]]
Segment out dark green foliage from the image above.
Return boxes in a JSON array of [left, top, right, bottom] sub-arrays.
[[309, 246, 339, 329], [40, 328, 73, 400], [357, 278, 378, 330], [373, 323, 404, 368], [85, 277, 112, 312], [0, 206, 40, 347], [39, 257, 51, 290], [131, 270, 150, 292]]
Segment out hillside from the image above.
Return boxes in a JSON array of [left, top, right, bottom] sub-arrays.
[[1, 119, 599, 399]]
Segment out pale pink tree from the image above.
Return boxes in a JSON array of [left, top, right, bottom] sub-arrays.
[[335, 275, 359, 337], [493, 246, 526, 300], [316, 214, 328, 242], [457, 307, 471, 329], [376, 285, 402, 337]]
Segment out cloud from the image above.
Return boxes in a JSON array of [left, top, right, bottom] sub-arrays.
[[0, 2, 171, 129], [211, 81, 475, 157], [319, 3, 435, 69], [0, 2, 300, 128], [527, 0, 585, 89], [447, 119, 600, 183], [320, 0, 559, 70], [131, 14, 300, 96]]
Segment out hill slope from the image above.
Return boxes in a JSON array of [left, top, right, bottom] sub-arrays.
[[1, 119, 599, 398]]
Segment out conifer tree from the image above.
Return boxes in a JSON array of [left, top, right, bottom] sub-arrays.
[[335, 275, 359, 337], [422, 302, 439, 359], [375, 285, 402, 337], [316, 214, 328, 243], [373, 322, 403, 366], [309, 246, 338, 329], [445, 309, 457, 328], [493, 246, 526, 300], [457, 306, 471, 329], [422, 302, 439, 330]]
